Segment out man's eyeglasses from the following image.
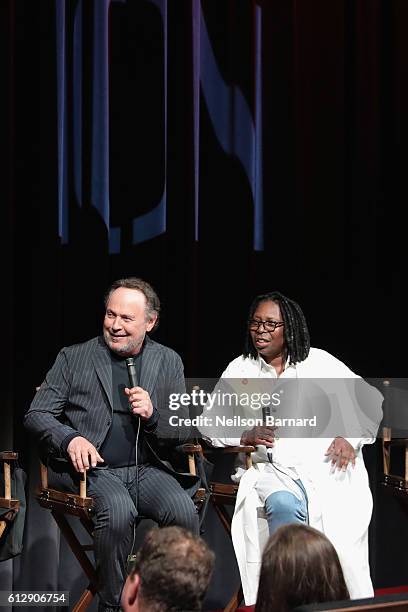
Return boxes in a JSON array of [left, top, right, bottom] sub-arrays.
[[248, 319, 284, 333]]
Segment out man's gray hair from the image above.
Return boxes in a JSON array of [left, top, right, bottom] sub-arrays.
[[104, 277, 160, 330]]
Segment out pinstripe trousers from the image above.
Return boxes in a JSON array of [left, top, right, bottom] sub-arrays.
[[50, 464, 199, 611]]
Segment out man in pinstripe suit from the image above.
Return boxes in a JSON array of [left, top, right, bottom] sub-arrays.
[[24, 278, 199, 612]]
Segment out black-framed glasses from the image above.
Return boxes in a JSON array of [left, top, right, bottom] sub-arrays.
[[248, 319, 284, 332]]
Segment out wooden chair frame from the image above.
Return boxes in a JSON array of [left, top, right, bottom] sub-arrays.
[[382, 428, 408, 498], [37, 462, 96, 612], [36, 444, 206, 612], [205, 445, 255, 612], [381, 380, 408, 499], [0, 452, 20, 540]]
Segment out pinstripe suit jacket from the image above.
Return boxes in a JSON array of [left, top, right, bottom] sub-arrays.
[[24, 335, 198, 490]]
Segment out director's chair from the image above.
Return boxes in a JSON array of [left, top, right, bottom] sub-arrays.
[[381, 379, 408, 500], [36, 443, 208, 612], [203, 443, 255, 612], [0, 452, 20, 542]]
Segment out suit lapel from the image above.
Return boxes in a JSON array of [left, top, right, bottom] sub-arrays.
[[91, 336, 160, 409], [140, 336, 161, 397], [93, 337, 114, 411]]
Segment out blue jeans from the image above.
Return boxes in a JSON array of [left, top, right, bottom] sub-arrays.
[[264, 479, 309, 534]]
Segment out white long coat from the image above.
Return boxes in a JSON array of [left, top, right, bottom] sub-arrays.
[[210, 349, 383, 605]]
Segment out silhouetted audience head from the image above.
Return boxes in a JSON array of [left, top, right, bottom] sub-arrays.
[[255, 524, 350, 612], [121, 526, 215, 612]]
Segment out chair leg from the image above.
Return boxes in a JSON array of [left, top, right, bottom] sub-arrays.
[[211, 500, 233, 536], [80, 515, 95, 538], [52, 511, 97, 582], [210, 502, 245, 612], [72, 586, 97, 612], [224, 584, 244, 612]]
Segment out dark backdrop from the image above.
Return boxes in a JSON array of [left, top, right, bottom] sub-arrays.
[[2, 0, 408, 607]]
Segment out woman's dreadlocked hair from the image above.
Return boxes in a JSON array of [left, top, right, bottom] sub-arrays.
[[243, 291, 310, 365]]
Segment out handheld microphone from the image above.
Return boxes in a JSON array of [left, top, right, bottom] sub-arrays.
[[126, 357, 138, 388], [126, 358, 140, 423], [263, 403, 274, 463]]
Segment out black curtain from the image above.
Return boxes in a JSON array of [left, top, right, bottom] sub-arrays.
[[3, 0, 408, 607]]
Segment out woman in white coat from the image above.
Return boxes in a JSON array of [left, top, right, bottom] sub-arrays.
[[208, 291, 383, 606]]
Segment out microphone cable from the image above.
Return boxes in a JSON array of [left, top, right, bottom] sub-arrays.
[[126, 357, 141, 568]]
